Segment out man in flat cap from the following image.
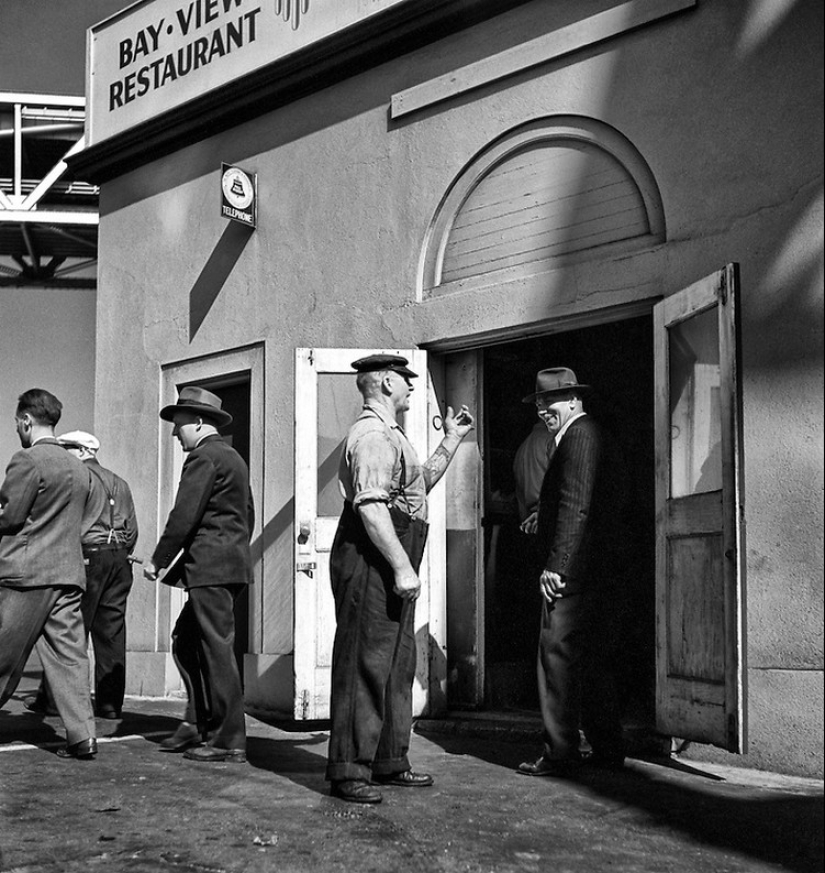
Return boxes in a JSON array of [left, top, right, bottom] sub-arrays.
[[517, 368, 632, 776], [0, 389, 99, 759], [326, 354, 474, 803], [144, 386, 254, 763], [26, 430, 138, 720]]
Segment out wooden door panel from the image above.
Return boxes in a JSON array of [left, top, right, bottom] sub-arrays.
[[667, 534, 725, 681], [654, 264, 746, 753]]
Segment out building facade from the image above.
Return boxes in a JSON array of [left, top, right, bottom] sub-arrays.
[[71, 0, 823, 777]]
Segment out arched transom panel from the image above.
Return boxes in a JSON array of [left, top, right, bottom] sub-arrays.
[[422, 117, 665, 298]]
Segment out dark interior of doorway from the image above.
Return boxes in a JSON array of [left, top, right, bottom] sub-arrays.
[[482, 314, 656, 728], [196, 376, 251, 688]]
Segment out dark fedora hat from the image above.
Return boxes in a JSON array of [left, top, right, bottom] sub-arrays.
[[159, 386, 233, 427], [351, 354, 418, 379], [521, 367, 591, 404]]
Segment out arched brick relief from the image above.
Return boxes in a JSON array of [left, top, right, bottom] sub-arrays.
[[420, 116, 665, 298]]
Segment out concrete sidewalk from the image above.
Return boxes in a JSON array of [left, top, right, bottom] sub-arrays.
[[1, 674, 822, 873]]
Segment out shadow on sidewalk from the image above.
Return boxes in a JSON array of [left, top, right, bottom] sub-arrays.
[[423, 732, 824, 873]]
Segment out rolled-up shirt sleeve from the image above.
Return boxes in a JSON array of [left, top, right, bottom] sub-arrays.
[[348, 430, 398, 510]]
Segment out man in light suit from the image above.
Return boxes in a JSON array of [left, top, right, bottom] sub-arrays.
[[144, 386, 254, 763], [517, 368, 632, 776], [0, 388, 102, 759]]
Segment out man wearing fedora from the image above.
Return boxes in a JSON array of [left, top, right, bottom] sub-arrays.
[[26, 430, 138, 720], [326, 354, 474, 803], [517, 367, 632, 776], [144, 386, 254, 763]]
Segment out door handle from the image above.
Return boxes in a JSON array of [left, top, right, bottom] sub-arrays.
[[297, 560, 317, 578], [297, 521, 311, 544]]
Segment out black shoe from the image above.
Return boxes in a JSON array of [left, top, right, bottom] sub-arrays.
[[584, 752, 626, 771], [159, 722, 203, 752], [56, 737, 98, 760], [517, 756, 581, 777], [373, 770, 434, 787], [330, 779, 383, 804], [23, 695, 58, 717], [95, 706, 121, 720]]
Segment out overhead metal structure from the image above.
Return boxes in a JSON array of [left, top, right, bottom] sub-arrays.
[[0, 92, 98, 288]]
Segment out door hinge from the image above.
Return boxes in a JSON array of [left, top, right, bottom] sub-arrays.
[[301, 688, 310, 719]]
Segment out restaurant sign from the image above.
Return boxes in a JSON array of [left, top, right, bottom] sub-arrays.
[[87, 0, 411, 145]]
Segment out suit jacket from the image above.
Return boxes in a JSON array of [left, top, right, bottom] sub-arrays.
[[536, 415, 631, 595], [152, 435, 254, 589], [0, 438, 95, 589]]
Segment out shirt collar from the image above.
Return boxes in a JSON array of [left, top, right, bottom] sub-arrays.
[[363, 402, 402, 431], [555, 411, 587, 446]]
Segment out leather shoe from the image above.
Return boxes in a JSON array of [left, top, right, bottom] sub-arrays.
[[183, 744, 246, 763], [56, 737, 98, 760], [159, 721, 203, 752], [23, 695, 58, 717], [96, 707, 121, 720], [584, 752, 626, 771], [517, 756, 581, 777], [373, 770, 434, 787], [330, 779, 383, 804]]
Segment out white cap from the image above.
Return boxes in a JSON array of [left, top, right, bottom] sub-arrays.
[[57, 430, 100, 452]]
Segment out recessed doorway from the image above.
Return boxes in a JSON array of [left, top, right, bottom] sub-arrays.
[[446, 314, 657, 730]]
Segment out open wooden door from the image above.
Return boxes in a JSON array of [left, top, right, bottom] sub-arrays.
[[654, 264, 746, 752], [293, 347, 435, 720]]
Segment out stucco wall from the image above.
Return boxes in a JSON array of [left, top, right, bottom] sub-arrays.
[[93, 0, 823, 774]]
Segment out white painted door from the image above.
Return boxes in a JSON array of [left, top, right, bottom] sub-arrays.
[[293, 347, 441, 720], [654, 264, 747, 752]]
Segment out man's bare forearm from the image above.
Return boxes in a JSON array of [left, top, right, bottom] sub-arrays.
[[422, 433, 462, 490]]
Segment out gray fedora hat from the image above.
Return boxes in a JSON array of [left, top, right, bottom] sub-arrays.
[[521, 367, 591, 404], [159, 386, 233, 426]]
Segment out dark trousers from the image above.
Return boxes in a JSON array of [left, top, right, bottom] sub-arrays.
[[537, 586, 625, 761], [37, 548, 133, 713], [173, 584, 246, 750], [326, 503, 428, 783], [83, 548, 133, 711], [0, 585, 96, 744]]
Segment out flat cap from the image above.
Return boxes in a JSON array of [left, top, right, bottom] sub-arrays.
[[57, 430, 100, 452], [350, 354, 418, 378]]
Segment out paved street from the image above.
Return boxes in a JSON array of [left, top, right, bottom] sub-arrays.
[[1, 672, 822, 873]]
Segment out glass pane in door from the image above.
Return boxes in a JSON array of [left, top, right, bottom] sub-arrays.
[[317, 373, 363, 517], [669, 307, 722, 498]]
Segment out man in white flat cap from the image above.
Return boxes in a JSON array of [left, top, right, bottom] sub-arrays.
[[26, 430, 138, 721]]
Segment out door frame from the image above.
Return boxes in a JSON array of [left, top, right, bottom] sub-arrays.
[[158, 344, 265, 693], [292, 347, 446, 720], [429, 300, 658, 711]]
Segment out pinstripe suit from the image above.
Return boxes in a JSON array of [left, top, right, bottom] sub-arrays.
[[535, 415, 631, 761]]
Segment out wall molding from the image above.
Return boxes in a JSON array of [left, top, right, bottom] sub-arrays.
[[391, 0, 697, 119]]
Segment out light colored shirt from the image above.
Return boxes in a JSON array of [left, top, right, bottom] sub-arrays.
[[555, 411, 587, 446], [338, 402, 427, 521]]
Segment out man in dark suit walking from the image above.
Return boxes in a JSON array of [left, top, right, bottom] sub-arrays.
[[517, 368, 631, 776], [0, 388, 101, 759], [144, 386, 254, 763]]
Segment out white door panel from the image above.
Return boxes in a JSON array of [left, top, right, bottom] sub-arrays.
[[293, 347, 435, 720]]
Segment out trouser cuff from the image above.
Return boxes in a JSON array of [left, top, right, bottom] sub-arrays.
[[370, 755, 411, 777], [325, 762, 373, 783]]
